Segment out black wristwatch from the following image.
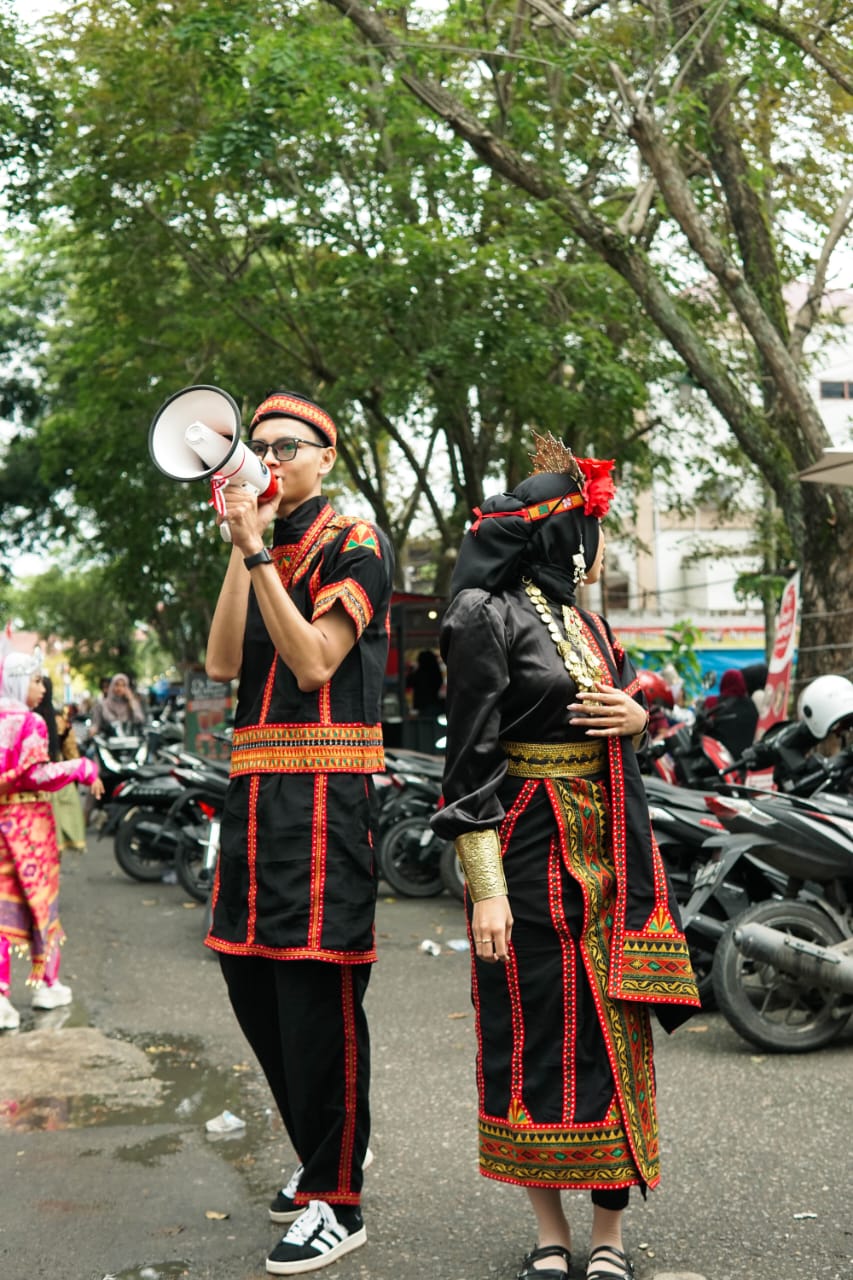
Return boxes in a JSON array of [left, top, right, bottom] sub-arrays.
[[243, 547, 273, 570]]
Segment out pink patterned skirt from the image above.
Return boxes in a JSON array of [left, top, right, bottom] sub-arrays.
[[0, 793, 65, 982]]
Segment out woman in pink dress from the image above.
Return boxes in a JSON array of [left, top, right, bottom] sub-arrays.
[[0, 651, 103, 1030]]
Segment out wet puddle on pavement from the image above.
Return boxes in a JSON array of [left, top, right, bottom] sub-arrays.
[[0, 1017, 274, 1185], [1, 1030, 247, 1127]]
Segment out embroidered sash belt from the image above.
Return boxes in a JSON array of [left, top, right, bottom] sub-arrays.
[[230, 722, 385, 776], [0, 791, 49, 805], [501, 739, 607, 779]]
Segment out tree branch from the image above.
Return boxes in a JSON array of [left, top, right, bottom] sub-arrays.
[[789, 179, 853, 363], [359, 390, 455, 543], [608, 63, 829, 461], [742, 2, 853, 97], [321, 0, 813, 510]]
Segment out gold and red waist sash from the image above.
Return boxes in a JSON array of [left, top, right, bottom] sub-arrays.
[[230, 722, 385, 777], [0, 790, 49, 805], [501, 739, 607, 779]]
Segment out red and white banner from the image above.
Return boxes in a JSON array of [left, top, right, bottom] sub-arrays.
[[756, 571, 800, 739]]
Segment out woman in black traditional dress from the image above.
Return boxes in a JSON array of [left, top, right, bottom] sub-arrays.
[[432, 434, 700, 1280]]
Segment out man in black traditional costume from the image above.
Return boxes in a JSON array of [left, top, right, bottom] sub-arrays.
[[432, 433, 700, 1280], [205, 391, 393, 1276]]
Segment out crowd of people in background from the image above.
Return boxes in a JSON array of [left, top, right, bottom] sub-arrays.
[[637, 659, 769, 752], [0, 658, 170, 1032]]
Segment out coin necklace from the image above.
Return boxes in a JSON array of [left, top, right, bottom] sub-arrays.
[[522, 578, 604, 692]]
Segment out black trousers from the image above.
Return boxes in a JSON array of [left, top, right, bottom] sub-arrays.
[[219, 954, 372, 1207]]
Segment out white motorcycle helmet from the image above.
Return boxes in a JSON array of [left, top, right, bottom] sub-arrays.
[[797, 675, 853, 739]]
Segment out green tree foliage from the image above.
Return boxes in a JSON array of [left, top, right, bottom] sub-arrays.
[[322, 0, 853, 678], [0, 0, 674, 667], [8, 563, 142, 685]]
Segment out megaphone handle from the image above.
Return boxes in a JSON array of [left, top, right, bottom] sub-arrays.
[[210, 474, 233, 542]]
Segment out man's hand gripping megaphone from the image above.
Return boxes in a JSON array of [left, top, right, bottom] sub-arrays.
[[185, 421, 280, 544], [148, 386, 280, 544]]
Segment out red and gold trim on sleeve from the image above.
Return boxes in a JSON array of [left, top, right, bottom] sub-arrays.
[[230, 723, 385, 776], [313, 578, 374, 639]]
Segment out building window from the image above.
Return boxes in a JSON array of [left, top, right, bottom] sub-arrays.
[[604, 573, 630, 612], [819, 381, 851, 399]]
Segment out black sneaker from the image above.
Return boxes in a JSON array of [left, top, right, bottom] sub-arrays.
[[266, 1200, 366, 1275], [269, 1163, 304, 1224], [268, 1148, 374, 1224]]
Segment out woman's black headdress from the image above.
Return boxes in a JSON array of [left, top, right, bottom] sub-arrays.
[[450, 432, 616, 604]]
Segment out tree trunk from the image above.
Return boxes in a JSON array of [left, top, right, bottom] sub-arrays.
[[797, 485, 853, 682]]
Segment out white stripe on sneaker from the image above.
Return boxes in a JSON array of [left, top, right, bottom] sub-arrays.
[[266, 1201, 367, 1275]]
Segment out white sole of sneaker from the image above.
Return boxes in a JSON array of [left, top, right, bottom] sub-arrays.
[[269, 1205, 303, 1225], [265, 1226, 366, 1275]]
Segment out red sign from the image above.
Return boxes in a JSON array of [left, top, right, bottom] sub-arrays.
[[756, 572, 800, 738]]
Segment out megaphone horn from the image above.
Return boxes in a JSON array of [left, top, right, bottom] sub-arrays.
[[149, 384, 278, 542]]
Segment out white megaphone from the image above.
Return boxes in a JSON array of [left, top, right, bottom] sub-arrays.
[[149, 384, 279, 543]]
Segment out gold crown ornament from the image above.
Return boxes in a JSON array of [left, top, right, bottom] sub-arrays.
[[528, 430, 582, 480]]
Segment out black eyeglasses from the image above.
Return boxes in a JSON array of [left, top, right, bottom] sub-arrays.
[[247, 437, 327, 463]]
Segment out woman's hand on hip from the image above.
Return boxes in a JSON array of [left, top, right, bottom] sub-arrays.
[[471, 896, 513, 963]]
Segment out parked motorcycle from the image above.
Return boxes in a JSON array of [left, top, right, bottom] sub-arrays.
[[107, 751, 229, 891], [643, 776, 734, 1002], [109, 767, 189, 881], [375, 751, 446, 897], [732, 718, 853, 798], [87, 732, 164, 838], [706, 788, 853, 1052], [639, 719, 740, 788], [169, 762, 229, 903]]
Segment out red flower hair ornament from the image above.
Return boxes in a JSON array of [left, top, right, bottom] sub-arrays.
[[576, 456, 616, 519], [528, 432, 616, 519]]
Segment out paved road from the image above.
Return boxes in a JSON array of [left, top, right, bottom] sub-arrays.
[[0, 834, 851, 1280]]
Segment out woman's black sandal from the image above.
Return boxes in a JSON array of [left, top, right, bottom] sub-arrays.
[[517, 1244, 572, 1279], [586, 1244, 634, 1279]]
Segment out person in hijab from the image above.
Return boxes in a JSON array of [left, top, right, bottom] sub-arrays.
[[203, 389, 394, 1275], [703, 667, 759, 759], [89, 673, 146, 737], [432, 433, 700, 1280], [0, 652, 103, 1030], [35, 676, 88, 854]]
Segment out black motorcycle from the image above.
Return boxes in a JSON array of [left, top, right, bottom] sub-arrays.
[[705, 788, 853, 1052], [107, 751, 228, 893], [733, 718, 853, 797], [374, 751, 447, 897], [643, 776, 739, 1003], [168, 762, 229, 903]]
